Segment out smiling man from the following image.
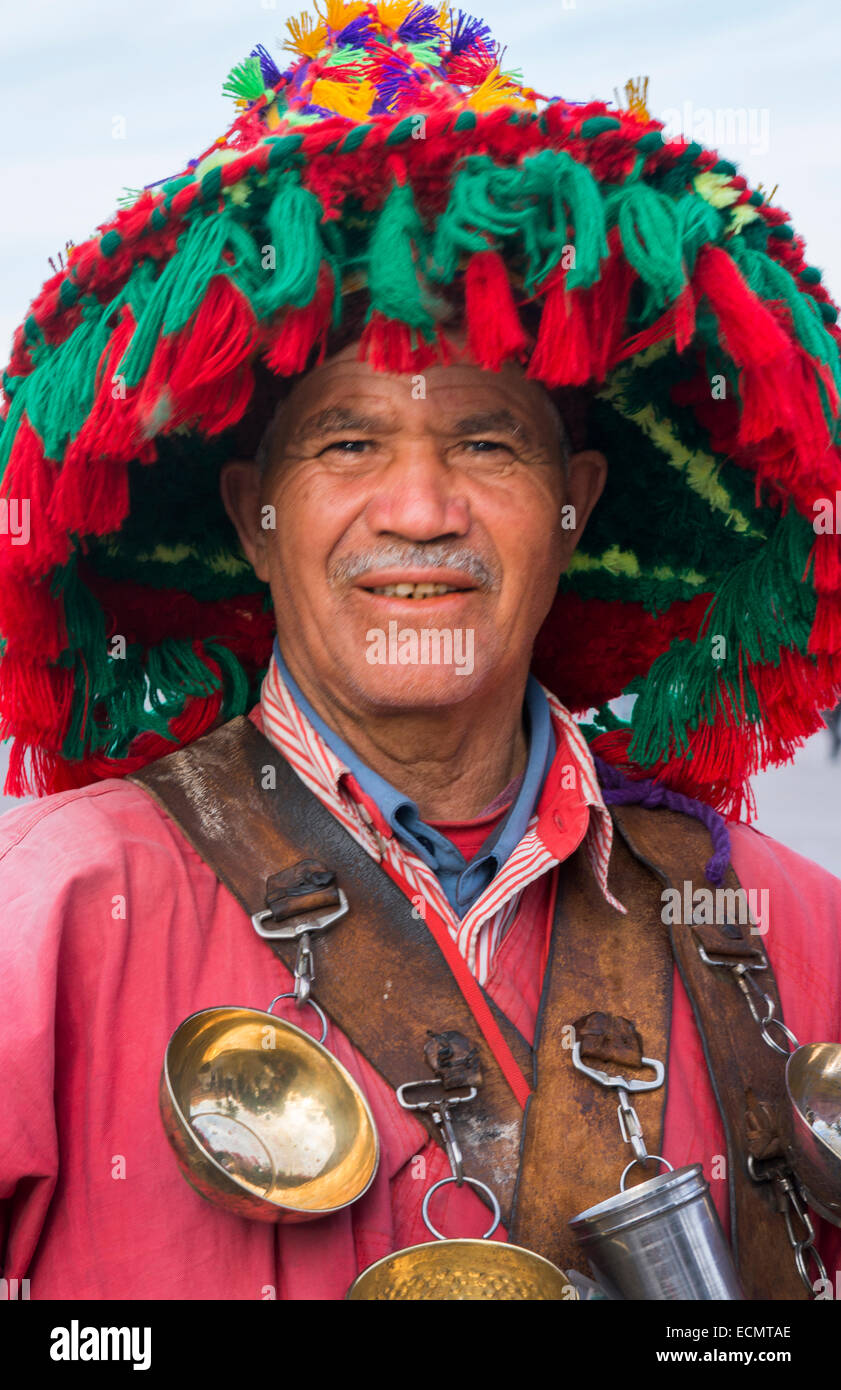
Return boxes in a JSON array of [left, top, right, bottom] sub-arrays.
[[2, 4, 841, 1305], [220, 343, 606, 830]]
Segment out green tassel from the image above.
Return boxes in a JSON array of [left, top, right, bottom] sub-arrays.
[[367, 180, 435, 331], [204, 638, 250, 717], [257, 172, 329, 315], [431, 152, 607, 293], [223, 57, 266, 103], [520, 149, 608, 291], [117, 213, 262, 386], [0, 376, 32, 483], [605, 181, 686, 314], [627, 507, 815, 767], [730, 241, 841, 385], [25, 306, 115, 461], [674, 194, 724, 274]]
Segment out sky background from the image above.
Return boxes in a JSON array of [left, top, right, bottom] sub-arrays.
[[2, 0, 840, 869]]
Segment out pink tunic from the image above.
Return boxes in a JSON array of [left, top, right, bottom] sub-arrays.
[[1, 714, 839, 1299]]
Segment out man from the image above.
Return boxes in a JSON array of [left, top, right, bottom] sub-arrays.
[[1, 4, 840, 1300]]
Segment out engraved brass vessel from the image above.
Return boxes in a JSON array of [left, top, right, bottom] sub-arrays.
[[347, 1239, 578, 1300], [160, 1005, 379, 1221]]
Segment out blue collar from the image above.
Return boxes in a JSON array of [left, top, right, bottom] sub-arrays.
[[272, 637, 555, 917]]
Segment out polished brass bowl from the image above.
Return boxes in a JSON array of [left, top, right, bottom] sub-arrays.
[[161, 1006, 379, 1221], [347, 1239, 579, 1300], [786, 1042, 841, 1227]]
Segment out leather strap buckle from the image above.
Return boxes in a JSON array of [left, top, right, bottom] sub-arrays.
[[252, 886, 349, 940]]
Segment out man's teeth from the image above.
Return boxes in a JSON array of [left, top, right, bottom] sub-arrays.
[[368, 582, 461, 598]]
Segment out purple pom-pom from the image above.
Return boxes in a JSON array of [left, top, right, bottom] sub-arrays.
[[448, 9, 492, 54], [397, 4, 441, 43], [251, 43, 282, 86], [336, 14, 374, 46]]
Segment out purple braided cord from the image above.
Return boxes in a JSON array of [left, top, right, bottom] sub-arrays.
[[592, 754, 731, 886]]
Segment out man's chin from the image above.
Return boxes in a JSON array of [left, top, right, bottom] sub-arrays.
[[344, 662, 486, 711]]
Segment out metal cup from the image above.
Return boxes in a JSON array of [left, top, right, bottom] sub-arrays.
[[785, 1042, 841, 1226], [569, 1163, 744, 1300]]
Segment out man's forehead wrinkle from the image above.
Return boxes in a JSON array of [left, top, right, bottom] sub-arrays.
[[292, 404, 400, 439], [453, 410, 530, 437]]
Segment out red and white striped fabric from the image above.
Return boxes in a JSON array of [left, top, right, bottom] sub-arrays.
[[260, 652, 625, 984]]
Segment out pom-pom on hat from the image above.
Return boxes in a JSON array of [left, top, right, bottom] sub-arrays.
[[2, 1, 841, 818]]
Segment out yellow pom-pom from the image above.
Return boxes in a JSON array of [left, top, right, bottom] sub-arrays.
[[618, 76, 650, 122], [375, 0, 417, 30], [284, 10, 328, 58], [315, 0, 368, 28], [467, 67, 536, 114], [311, 76, 377, 119]]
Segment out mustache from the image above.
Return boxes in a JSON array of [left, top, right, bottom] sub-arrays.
[[329, 543, 498, 589]]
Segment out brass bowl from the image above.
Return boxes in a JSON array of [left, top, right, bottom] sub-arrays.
[[160, 1006, 379, 1221], [786, 1042, 841, 1227], [347, 1239, 579, 1300]]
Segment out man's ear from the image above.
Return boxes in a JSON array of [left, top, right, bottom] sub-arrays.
[[557, 448, 607, 571], [219, 460, 270, 583]]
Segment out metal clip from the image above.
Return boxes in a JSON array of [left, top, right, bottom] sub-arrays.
[[396, 1080, 477, 1185], [251, 887, 349, 940], [572, 1043, 665, 1168], [571, 1043, 665, 1094], [697, 948, 800, 1057]]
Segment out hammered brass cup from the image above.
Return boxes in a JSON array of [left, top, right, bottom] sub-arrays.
[[347, 1239, 579, 1300], [160, 1006, 379, 1221], [786, 1042, 841, 1227]]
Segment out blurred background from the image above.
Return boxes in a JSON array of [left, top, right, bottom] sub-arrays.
[[1, 0, 840, 870]]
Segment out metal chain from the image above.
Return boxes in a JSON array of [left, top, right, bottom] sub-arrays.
[[702, 949, 827, 1297], [293, 931, 315, 1003], [747, 1157, 828, 1295], [617, 1088, 648, 1163]]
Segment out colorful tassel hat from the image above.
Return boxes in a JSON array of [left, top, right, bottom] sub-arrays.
[[2, 1, 840, 819]]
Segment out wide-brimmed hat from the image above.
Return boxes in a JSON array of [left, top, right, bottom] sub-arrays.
[[2, 1, 840, 818]]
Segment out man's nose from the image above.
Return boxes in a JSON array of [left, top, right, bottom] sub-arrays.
[[362, 441, 471, 541]]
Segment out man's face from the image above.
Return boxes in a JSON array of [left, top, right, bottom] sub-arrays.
[[221, 340, 606, 715]]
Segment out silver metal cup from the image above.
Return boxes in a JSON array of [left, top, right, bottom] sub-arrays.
[[569, 1163, 744, 1300]]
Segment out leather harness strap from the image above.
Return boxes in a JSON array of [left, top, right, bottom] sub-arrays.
[[612, 804, 808, 1301], [130, 714, 804, 1298], [130, 716, 670, 1243]]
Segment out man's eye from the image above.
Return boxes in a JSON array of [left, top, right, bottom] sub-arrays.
[[319, 439, 371, 455], [461, 439, 514, 456]]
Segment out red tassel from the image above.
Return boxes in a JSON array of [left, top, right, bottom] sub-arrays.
[[135, 279, 258, 438], [358, 314, 438, 373], [0, 576, 67, 660], [464, 250, 527, 370], [0, 416, 70, 577], [674, 282, 696, 354], [0, 652, 74, 749], [586, 232, 636, 380], [49, 449, 130, 541], [528, 270, 592, 386], [264, 263, 334, 375], [808, 594, 841, 655], [63, 306, 149, 467], [693, 245, 792, 368]]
